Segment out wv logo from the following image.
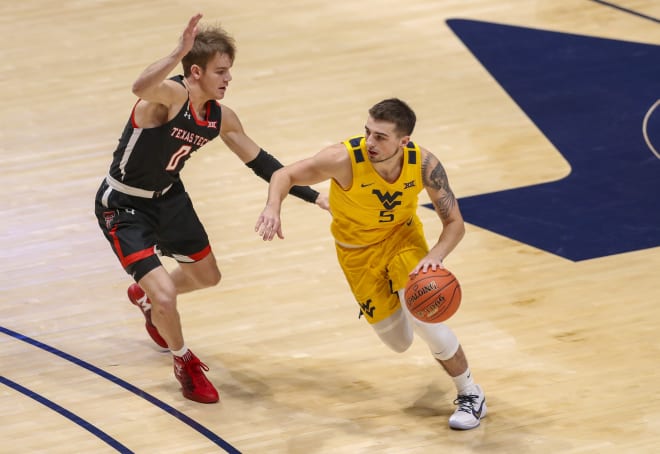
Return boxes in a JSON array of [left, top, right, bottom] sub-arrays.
[[358, 299, 376, 319], [372, 189, 402, 210]]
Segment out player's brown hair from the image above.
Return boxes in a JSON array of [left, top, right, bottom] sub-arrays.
[[369, 98, 417, 136]]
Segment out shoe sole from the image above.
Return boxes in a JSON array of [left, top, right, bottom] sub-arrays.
[[449, 403, 487, 430], [182, 392, 220, 404]]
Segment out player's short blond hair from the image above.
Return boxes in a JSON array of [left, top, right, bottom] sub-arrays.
[[182, 24, 236, 76]]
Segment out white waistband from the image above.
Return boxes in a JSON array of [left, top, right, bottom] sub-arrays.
[[105, 175, 172, 198]]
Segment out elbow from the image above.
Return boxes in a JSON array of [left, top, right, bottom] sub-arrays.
[[131, 79, 150, 98], [131, 82, 144, 98], [458, 222, 466, 241]]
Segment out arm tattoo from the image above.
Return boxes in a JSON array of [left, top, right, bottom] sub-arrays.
[[422, 155, 457, 219]]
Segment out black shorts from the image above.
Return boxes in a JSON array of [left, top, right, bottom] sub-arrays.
[[94, 179, 211, 281]]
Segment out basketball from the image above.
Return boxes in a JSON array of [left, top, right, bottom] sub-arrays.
[[404, 267, 462, 323]]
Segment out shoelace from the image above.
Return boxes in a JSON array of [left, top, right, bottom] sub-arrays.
[[453, 393, 480, 413], [187, 359, 211, 386]]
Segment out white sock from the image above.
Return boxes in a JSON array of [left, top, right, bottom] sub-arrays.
[[452, 368, 476, 394], [171, 345, 190, 360]]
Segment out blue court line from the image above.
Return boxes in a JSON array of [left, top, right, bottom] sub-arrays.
[[0, 375, 133, 453], [589, 0, 660, 23], [0, 326, 241, 454]]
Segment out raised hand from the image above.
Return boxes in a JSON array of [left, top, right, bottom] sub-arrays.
[[178, 13, 203, 56]]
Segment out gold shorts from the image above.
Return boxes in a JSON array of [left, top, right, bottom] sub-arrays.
[[334, 217, 428, 324]]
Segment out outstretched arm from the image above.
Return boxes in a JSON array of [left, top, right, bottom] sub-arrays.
[[219, 105, 327, 208], [255, 144, 348, 241], [410, 148, 465, 275]]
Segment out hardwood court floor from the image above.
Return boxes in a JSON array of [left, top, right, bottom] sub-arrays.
[[1, 0, 659, 453]]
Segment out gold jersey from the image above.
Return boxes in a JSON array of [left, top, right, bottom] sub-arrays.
[[330, 136, 424, 247]]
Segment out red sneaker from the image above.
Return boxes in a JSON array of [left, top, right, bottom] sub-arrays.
[[173, 352, 220, 403], [127, 283, 168, 348]]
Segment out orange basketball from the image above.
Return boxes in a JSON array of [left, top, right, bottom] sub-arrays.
[[404, 267, 462, 323]]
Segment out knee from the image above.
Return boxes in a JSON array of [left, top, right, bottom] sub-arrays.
[[149, 287, 177, 314], [372, 309, 414, 353], [383, 337, 413, 353], [197, 267, 221, 288], [185, 262, 221, 289], [145, 282, 177, 313]]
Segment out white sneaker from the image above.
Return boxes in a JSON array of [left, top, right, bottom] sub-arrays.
[[448, 384, 487, 430]]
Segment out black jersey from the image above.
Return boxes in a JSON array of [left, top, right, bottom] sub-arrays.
[[107, 75, 222, 192]]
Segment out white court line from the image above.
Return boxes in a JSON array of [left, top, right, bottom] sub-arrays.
[[642, 99, 660, 160]]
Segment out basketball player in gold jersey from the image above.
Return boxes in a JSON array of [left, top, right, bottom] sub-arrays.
[[255, 98, 487, 430]]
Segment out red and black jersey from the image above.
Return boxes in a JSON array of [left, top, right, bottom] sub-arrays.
[[107, 75, 222, 191]]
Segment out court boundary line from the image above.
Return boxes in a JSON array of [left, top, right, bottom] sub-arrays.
[[589, 0, 660, 23], [0, 325, 241, 454], [0, 375, 133, 453]]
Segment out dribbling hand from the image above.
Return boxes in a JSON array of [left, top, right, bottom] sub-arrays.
[[409, 257, 445, 277]]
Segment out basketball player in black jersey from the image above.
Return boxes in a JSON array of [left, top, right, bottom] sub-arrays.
[[94, 13, 327, 403]]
